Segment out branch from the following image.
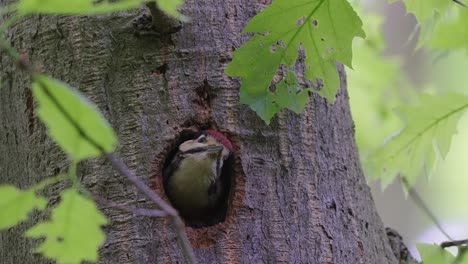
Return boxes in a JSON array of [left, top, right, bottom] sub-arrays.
[[441, 239, 468, 248], [31, 174, 66, 192]]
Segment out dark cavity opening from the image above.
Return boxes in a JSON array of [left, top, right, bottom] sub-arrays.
[[162, 130, 234, 228]]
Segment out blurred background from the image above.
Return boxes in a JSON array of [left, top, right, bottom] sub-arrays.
[[347, 0, 468, 259]]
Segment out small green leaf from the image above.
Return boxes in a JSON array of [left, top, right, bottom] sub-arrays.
[[368, 93, 468, 188], [417, 244, 456, 264], [225, 0, 364, 123], [26, 189, 108, 264], [32, 75, 118, 161], [0, 185, 47, 230], [16, 0, 187, 21]]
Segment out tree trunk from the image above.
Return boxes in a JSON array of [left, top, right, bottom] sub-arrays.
[[0, 1, 398, 263]]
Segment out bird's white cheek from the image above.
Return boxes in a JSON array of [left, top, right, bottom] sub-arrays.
[[222, 148, 230, 158]]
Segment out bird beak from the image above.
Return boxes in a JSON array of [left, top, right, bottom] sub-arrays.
[[206, 145, 223, 153]]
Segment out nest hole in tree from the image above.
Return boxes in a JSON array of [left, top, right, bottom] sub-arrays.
[[161, 129, 235, 228]]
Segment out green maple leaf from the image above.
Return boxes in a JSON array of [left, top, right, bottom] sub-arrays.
[[390, 0, 468, 49], [225, 0, 364, 123], [26, 189, 108, 264], [368, 93, 468, 188], [0, 185, 47, 230]]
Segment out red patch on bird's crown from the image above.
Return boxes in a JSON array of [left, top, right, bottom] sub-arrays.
[[206, 130, 233, 151]]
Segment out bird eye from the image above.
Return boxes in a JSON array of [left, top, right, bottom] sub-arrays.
[[197, 136, 207, 143]]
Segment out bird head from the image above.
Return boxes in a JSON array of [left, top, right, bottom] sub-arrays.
[[178, 130, 232, 161]]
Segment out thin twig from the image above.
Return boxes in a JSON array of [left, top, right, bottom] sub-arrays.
[[401, 177, 454, 241], [441, 239, 468, 248], [31, 174, 66, 192], [401, 178, 468, 263], [105, 154, 177, 216], [105, 154, 197, 264]]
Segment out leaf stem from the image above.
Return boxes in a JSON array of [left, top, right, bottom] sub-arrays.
[[31, 174, 66, 192], [68, 161, 79, 186]]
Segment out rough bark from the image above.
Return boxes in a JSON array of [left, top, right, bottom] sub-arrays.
[[0, 0, 397, 263]]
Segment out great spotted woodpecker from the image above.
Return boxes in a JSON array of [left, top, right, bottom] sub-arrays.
[[163, 130, 233, 226]]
